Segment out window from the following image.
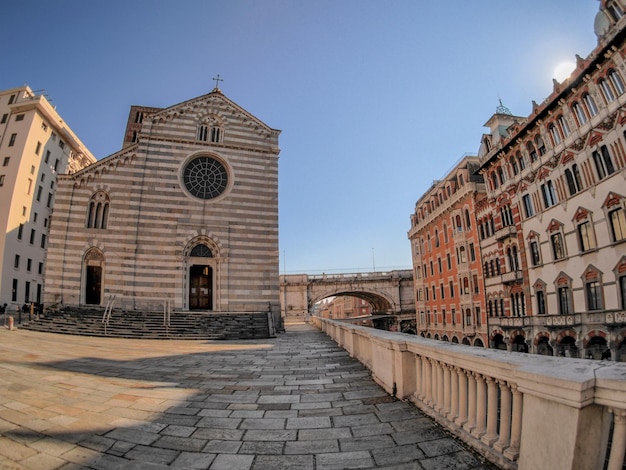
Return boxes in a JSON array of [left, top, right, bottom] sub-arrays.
[[86, 192, 110, 229], [608, 207, 626, 242], [620, 275, 626, 309], [1, 113, 7, 124], [38, 262, 43, 275], [449, 281, 455, 298], [2, 157, 9, 166], [41, 122, 47, 131], [585, 281, 603, 311], [465, 209, 471, 229], [541, 180, 557, 208], [510, 156, 519, 175], [135, 111, 144, 123], [527, 142, 538, 162], [536, 135, 546, 155], [17, 223, 23, 240], [473, 274, 479, 294], [59, 140, 65, 149], [599, 78, 616, 103], [501, 204, 514, 226], [558, 286, 572, 315], [549, 124, 562, 145], [54, 159, 59, 172], [437, 257, 442, 273], [572, 102, 588, 126], [35, 141, 41, 155], [517, 151, 526, 171], [29, 229, 35, 244], [14, 254, 20, 268], [12, 279, 17, 302], [8, 94, 16, 104], [36, 185, 42, 202], [558, 116, 571, 137], [507, 245, 520, 271], [197, 125, 208, 141], [577, 221, 596, 252], [592, 145, 615, 180], [434, 229, 439, 248], [440, 283, 445, 299], [522, 194, 534, 218], [44, 150, 50, 164], [26, 258, 32, 272], [15, 114, 24, 121], [0, 174, 4, 187], [8, 133, 17, 146], [530, 240, 541, 266], [565, 164, 583, 196], [469, 243, 475, 262], [609, 70, 625, 95], [210, 126, 221, 143], [459, 246, 467, 263], [40, 233, 46, 248], [551, 232, 565, 260], [446, 253, 451, 270], [583, 93, 599, 117], [497, 167, 506, 185], [536, 289, 546, 314]]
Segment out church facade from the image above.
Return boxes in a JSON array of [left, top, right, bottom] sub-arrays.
[[44, 88, 281, 316]]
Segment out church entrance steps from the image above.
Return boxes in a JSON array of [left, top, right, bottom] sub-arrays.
[[20, 308, 271, 340]]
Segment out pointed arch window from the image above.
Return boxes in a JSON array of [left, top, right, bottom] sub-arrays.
[[609, 69, 625, 95], [583, 93, 599, 117], [527, 141, 538, 162], [564, 164, 583, 196], [599, 78, 616, 103], [535, 135, 546, 156], [572, 102, 588, 126], [86, 192, 110, 229]]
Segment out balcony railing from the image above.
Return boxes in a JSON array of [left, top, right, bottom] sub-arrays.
[[312, 316, 626, 470], [495, 225, 517, 241], [501, 270, 523, 284], [488, 310, 626, 330]]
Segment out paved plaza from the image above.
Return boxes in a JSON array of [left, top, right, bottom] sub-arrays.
[[0, 321, 497, 469]]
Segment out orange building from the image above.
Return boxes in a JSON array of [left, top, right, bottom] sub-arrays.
[[408, 156, 488, 346]]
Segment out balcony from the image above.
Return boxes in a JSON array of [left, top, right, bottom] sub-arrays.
[[495, 225, 517, 241], [488, 315, 532, 329], [501, 270, 523, 284], [487, 310, 626, 330]]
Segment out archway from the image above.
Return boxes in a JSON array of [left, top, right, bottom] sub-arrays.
[[511, 335, 528, 353], [617, 339, 626, 362], [473, 338, 484, 348], [184, 239, 220, 311], [557, 336, 578, 358], [83, 248, 104, 305], [442, 335, 449, 342], [462, 338, 470, 346], [451, 336, 459, 344], [537, 336, 553, 356], [492, 334, 507, 351], [586, 335, 610, 360]]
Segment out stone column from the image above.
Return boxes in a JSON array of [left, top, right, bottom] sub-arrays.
[[423, 357, 432, 405], [482, 377, 499, 445], [504, 384, 522, 461], [430, 358, 437, 408], [472, 373, 487, 438], [415, 355, 423, 400], [436, 360, 444, 413], [607, 408, 626, 470], [464, 371, 477, 433], [494, 380, 512, 453]]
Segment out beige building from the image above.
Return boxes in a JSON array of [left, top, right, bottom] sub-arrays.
[[44, 87, 281, 317], [408, 156, 488, 346], [0, 86, 95, 309], [478, 0, 626, 360]]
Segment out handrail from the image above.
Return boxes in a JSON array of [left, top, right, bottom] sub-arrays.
[[101, 295, 116, 335], [312, 316, 626, 470]]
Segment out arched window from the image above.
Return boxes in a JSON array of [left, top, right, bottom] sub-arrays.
[[535, 135, 546, 156], [609, 69, 626, 95], [465, 209, 471, 229], [583, 93, 599, 117], [599, 78, 616, 103], [549, 123, 562, 146], [491, 172, 499, 190], [497, 167, 506, 185], [517, 151, 526, 171], [509, 156, 519, 175], [565, 164, 583, 196], [86, 192, 110, 229], [572, 102, 588, 126], [190, 244, 213, 257], [558, 115, 571, 137], [527, 141, 538, 162]]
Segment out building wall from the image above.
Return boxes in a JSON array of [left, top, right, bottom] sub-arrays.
[[44, 89, 281, 314], [0, 86, 95, 309], [408, 157, 488, 346], [477, 0, 626, 360]]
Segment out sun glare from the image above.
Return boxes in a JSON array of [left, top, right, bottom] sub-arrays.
[[553, 61, 576, 82]]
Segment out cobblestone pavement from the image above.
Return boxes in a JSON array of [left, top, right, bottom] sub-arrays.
[[0, 321, 498, 469]]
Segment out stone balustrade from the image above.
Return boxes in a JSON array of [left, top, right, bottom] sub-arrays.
[[311, 316, 626, 470]]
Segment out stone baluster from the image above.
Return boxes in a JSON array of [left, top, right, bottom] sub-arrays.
[[415, 354, 423, 400], [449, 366, 459, 422], [482, 377, 500, 445], [443, 363, 451, 418], [423, 357, 432, 405], [504, 384, 523, 461], [436, 360, 444, 413], [494, 380, 512, 453], [464, 370, 477, 433], [472, 373, 487, 438], [455, 367, 468, 427], [430, 358, 437, 408], [607, 408, 626, 470]]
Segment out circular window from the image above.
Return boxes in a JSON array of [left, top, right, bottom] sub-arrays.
[[182, 156, 228, 199]]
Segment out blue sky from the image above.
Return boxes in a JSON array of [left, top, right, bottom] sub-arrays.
[[1, 1, 600, 274]]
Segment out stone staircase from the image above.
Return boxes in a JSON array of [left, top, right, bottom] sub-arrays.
[[20, 307, 271, 340]]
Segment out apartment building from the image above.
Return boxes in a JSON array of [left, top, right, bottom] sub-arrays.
[[477, 0, 626, 360], [0, 86, 95, 309], [408, 157, 488, 346]]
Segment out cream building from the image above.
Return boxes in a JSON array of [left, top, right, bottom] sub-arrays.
[[44, 87, 281, 317], [478, 0, 626, 360], [0, 86, 95, 310]]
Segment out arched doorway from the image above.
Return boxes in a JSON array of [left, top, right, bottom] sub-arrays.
[[451, 336, 459, 344], [83, 248, 104, 305], [186, 241, 218, 311], [617, 339, 626, 362], [462, 338, 470, 346], [557, 336, 578, 358], [442, 335, 449, 342], [473, 338, 484, 348], [537, 336, 553, 356], [511, 335, 528, 353], [586, 336, 610, 360], [492, 334, 507, 351]]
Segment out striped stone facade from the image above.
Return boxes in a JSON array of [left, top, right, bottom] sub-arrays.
[[44, 89, 281, 315]]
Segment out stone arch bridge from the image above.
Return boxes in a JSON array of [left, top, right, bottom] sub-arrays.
[[280, 270, 415, 327]]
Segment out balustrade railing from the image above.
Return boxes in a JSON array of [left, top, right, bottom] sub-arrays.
[[311, 316, 626, 470]]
